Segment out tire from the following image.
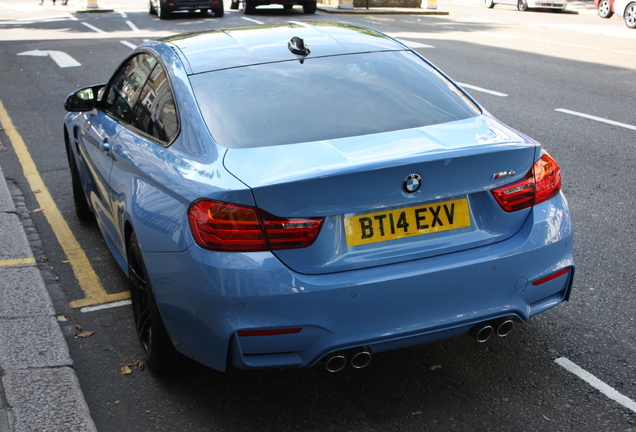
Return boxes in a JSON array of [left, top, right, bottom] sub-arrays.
[[485, 0, 495, 8], [597, 0, 612, 17], [199, 7, 209, 14], [66, 135, 93, 222], [128, 233, 178, 373], [230, 0, 239, 8], [517, 0, 528, 10], [213, 3, 224, 16], [283, 3, 293, 8], [243, 0, 256, 14], [625, 2, 636, 28], [303, 1, 316, 12], [149, 0, 157, 14], [157, 0, 170, 19]]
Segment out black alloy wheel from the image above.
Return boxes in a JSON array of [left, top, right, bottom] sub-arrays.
[[149, 0, 157, 14], [485, 0, 495, 8], [128, 233, 177, 372], [517, 0, 528, 10]]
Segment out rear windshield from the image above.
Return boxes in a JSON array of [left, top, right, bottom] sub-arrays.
[[190, 50, 480, 149]]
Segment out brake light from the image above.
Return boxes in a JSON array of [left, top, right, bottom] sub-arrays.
[[491, 152, 561, 212], [188, 199, 324, 252]]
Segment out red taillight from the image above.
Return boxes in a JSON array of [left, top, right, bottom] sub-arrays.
[[491, 152, 562, 212], [187, 199, 324, 252]]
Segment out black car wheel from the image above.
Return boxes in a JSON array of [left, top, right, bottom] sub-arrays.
[[230, 0, 239, 8], [157, 0, 170, 19], [243, 0, 256, 13], [149, 0, 156, 14], [66, 134, 93, 222], [128, 233, 177, 373], [485, 0, 495, 8], [214, 5, 224, 16], [303, 1, 316, 12], [517, 0, 528, 10]]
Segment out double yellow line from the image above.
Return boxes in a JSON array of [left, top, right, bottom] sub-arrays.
[[0, 100, 129, 308]]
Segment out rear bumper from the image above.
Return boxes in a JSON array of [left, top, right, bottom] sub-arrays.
[[163, 1, 221, 10], [145, 194, 574, 372]]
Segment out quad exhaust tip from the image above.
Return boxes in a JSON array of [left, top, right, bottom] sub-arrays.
[[470, 317, 516, 342], [324, 348, 372, 372]]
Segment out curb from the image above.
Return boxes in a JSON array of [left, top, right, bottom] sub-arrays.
[[0, 164, 96, 431]]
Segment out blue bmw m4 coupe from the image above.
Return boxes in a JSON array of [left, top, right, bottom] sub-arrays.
[[64, 22, 574, 373]]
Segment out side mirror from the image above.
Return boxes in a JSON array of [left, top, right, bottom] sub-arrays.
[[64, 84, 105, 112]]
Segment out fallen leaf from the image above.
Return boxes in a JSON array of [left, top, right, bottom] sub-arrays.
[[56, 315, 68, 322], [120, 365, 133, 375], [75, 324, 82, 331], [33, 208, 43, 213], [137, 361, 145, 371], [76, 331, 94, 338], [115, 400, 120, 404], [61, 260, 69, 264]]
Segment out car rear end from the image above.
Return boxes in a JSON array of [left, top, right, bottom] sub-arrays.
[[147, 23, 574, 372]]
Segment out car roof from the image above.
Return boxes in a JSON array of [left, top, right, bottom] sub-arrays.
[[160, 21, 409, 75]]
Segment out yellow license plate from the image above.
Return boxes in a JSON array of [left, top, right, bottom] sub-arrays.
[[344, 198, 471, 247]]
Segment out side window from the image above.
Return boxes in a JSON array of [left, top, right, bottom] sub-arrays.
[[104, 54, 157, 124], [132, 64, 179, 145]]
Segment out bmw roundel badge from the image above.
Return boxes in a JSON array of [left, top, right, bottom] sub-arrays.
[[402, 174, 422, 194]]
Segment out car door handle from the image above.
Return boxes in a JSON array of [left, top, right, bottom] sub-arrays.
[[100, 139, 111, 153]]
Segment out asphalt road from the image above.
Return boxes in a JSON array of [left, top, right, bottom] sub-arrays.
[[0, 0, 635, 430]]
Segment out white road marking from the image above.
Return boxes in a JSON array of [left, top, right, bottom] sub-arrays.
[[125, 20, 141, 33], [241, 16, 264, 24], [456, 82, 508, 97], [80, 299, 132, 313], [81, 22, 108, 34], [565, 43, 599, 50], [555, 357, 636, 414], [120, 40, 137, 50], [555, 109, 636, 131], [17, 49, 81, 68], [16, 14, 77, 21]]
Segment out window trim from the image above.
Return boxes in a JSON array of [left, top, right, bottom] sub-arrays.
[[101, 51, 181, 148]]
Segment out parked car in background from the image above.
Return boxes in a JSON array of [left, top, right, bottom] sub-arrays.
[[485, 0, 567, 11], [614, 0, 636, 27], [594, 0, 614, 17], [149, 0, 224, 18], [63, 22, 574, 374], [229, 0, 316, 13]]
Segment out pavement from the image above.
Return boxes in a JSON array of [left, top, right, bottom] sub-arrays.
[[0, 0, 598, 430]]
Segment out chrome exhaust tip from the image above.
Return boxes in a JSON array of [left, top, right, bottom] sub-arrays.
[[351, 350, 372, 369], [324, 353, 347, 373], [469, 324, 494, 343], [495, 318, 515, 337]]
